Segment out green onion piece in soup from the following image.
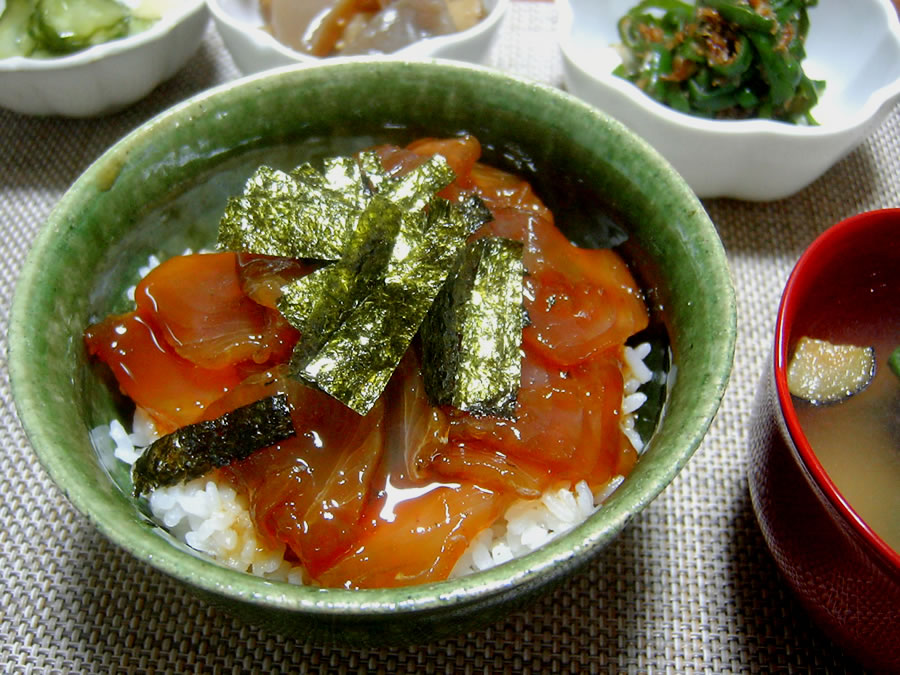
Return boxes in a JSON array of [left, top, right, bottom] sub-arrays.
[[889, 345, 900, 380]]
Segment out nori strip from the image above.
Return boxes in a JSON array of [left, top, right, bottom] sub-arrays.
[[319, 152, 382, 206], [220, 148, 500, 415], [356, 150, 389, 192], [131, 394, 295, 496], [216, 152, 450, 263], [379, 154, 456, 212], [421, 237, 525, 419], [297, 195, 491, 415], [217, 164, 362, 261], [278, 195, 405, 362]]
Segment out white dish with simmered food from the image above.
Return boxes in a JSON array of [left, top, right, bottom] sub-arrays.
[[207, 0, 509, 74]]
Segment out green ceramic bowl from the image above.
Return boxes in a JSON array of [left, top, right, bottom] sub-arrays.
[[8, 59, 735, 645]]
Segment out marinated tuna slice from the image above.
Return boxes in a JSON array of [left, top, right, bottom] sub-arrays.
[[428, 442, 547, 498], [218, 367, 386, 575], [235, 253, 315, 310], [314, 481, 509, 589], [84, 313, 243, 434], [134, 252, 299, 370], [470, 163, 649, 367], [447, 347, 636, 492]]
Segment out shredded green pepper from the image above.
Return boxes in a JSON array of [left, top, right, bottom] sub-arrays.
[[613, 0, 824, 123]]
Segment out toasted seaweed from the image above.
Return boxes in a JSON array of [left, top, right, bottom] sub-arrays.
[[220, 149, 505, 415], [356, 150, 389, 192], [218, 162, 363, 261], [131, 394, 295, 497], [279, 195, 405, 365], [296, 195, 487, 415], [379, 155, 456, 212], [420, 237, 525, 419], [320, 151, 386, 204]]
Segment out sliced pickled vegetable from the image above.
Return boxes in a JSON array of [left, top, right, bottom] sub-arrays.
[[131, 393, 296, 496], [0, 0, 157, 58], [421, 236, 525, 418], [31, 0, 131, 54], [787, 336, 876, 404], [0, 0, 36, 58]]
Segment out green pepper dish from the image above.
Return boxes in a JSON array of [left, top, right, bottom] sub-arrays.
[[613, 0, 824, 123]]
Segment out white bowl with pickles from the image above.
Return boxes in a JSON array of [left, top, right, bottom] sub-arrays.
[[0, 0, 208, 117], [557, 0, 900, 200]]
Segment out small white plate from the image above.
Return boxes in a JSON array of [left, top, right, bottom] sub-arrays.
[[207, 0, 509, 75], [0, 0, 208, 117], [557, 0, 900, 200]]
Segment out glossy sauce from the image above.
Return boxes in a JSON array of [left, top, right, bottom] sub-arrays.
[[84, 136, 650, 588]]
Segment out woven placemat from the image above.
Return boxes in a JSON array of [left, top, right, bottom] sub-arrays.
[[1, 4, 896, 673]]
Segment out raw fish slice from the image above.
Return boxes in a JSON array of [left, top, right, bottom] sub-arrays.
[[134, 252, 298, 370]]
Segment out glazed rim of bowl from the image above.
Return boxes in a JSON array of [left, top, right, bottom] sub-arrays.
[[8, 58, 735, 619], [556, 0, 900, 139], [773, 208, 900, 574], [207, 0, 509, 63], [0, 0, 206, 72]]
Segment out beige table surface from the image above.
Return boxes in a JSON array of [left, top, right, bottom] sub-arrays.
[[1, 4, 897, 673]]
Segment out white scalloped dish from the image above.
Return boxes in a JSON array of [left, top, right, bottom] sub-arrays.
[[0, 0, 208, 117], [207, 0, 509, 75], [557, 0, 900, 200]]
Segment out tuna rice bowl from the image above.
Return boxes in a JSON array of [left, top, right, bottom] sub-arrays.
[[82, 134, 670, 590]]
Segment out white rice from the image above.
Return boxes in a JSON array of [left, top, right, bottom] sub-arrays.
[[99, 342, 658, 584]]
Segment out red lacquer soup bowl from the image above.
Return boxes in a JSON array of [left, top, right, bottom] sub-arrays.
[[748, 208, 900, 672]]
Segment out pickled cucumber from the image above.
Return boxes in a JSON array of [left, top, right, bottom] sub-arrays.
[[0, 0, 36, 58], [0, 0, 158, 58]]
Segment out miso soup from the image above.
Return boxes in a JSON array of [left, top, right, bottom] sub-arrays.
[[790, 248, 899, 553]]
